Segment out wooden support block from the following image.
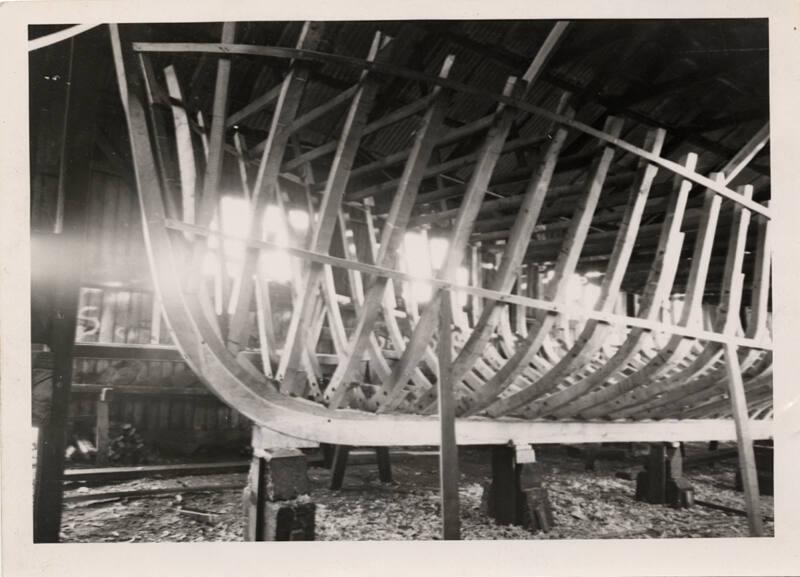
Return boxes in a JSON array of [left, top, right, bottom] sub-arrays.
[[94, 388, 112, 466], [489, 445, 518, 525], [252, 448, 310, 501], [244, 447, 314, 541], [647, 443, 667, 504], [375, 447, 393, 484], [261, 501, 316, 541], [635, 442, 694, 509], [330, 445, 351, 490], [484, 444, 553, 533]]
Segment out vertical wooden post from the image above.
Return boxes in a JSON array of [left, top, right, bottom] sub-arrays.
[[437, 289, 460, 540], [375, 447, 393, 484], [647, 443, 667, 504], [33, 26, 108, 543], [490, 445, 517, 524], [95, 388, 112, 465], [329, 445, 351, 490], [723, 342, 764, 536]]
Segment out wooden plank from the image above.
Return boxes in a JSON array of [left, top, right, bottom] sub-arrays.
[[457, 115, 625, 416], [278, 32, 392, 395], [486, 128, 667, 418], [322, 55, 455, 408], [226, 83, 282, 128], [33, 26, 108, 542], [719, 122, 770, 185], [723, 343, 764, 536], [437, 290, 460, 540], [132, 40, 771, 219], [164, 65, 197, 227], [63, 461, 250, 483]]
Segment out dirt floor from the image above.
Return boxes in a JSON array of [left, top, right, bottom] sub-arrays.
[[59, 444, 774, 542]]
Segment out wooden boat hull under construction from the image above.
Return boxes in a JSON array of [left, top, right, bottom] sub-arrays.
[[108, 21, 773, 449]]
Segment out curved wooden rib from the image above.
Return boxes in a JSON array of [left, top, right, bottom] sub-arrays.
[[523, 153, 698, 419], [322, 55, 455, 408], [411, 94, 574, 413], [278, 31, 392, 395], [608, 189, 766, 419], [484, 127, 666, 418], [374, 76, 526, 413], [454, 116, 625, 417], [113, 23, 773, 452], [571, 179, 730, 418]]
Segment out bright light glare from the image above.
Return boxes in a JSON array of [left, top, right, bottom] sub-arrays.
[[565, 273, 600, 316], [202, 198, 307, 285], [429, 237, 449, 270], [455, 266, 469, 307], [263, 204, 289, 246], [288, 209, 310, 232], [262, 204, 294, 282], [404, 232, 434, 302]]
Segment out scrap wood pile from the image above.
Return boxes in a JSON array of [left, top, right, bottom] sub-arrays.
[[59, 448, 773, 542]]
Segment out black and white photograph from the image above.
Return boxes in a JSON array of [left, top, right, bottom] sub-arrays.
[[2, 1, 800, 576]]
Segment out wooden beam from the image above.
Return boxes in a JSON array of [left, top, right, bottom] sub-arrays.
[[132, 40, 771, 219], [33, 26, 108, 543], [164, 65, 198, 227], [437, 290, 460, 539], [719, 122, 770, 185], [723, 343, 764, 536]]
